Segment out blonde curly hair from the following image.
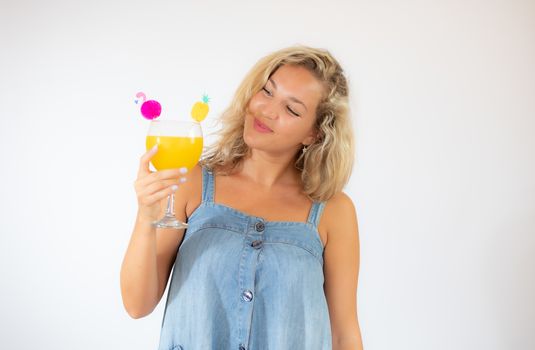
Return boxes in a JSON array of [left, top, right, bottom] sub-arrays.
[[200, 45, 354, 202]]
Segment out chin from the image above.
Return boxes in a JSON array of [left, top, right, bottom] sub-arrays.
[[243, 130, 261, 150]]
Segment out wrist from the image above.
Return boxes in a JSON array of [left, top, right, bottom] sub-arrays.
[[135, 212, 157, 227]]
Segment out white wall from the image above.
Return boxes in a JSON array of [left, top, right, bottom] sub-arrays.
[[1, 0, 533, 349]]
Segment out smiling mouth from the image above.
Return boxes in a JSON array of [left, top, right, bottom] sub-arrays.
[[254, 118, 273, 132]]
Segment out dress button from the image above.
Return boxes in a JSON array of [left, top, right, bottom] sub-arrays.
[[251, 240, 263, 249], [242, 289, 253, 302], [255, 221, 265, 232]]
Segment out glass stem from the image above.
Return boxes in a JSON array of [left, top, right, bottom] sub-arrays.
[[166, 193, 175, 216]]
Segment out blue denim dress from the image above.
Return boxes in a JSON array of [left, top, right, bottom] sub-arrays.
[[157, 167, 332, 350]]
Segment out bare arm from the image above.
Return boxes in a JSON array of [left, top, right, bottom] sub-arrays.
[[119, 146, 197, 319], [119, 208, 186, 318], [323, 192, 364, 350]]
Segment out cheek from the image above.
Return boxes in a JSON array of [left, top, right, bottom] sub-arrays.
[[247, 95, 263, 115]]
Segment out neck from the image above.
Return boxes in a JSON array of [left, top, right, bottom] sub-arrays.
[[238, 148, 301, 189]]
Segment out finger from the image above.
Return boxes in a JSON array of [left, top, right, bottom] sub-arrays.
[[134, 180, 186, 203], [142, 179, 181, 196], [143, 184, 180, 206], [156, 167, 189, 179], [137, 144, 159, 176], [135, 167, 188, 188]]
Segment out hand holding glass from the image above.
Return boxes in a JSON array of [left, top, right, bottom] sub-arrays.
[[146, 120, 203, 229]]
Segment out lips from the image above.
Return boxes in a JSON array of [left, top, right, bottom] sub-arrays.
[[253, 118, 273, 132]]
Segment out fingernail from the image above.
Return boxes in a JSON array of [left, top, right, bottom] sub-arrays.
[[151, 144, 158, 151], [180, 177, 187, 183], [171, 184, 178, 191], [179, 167, 188, 174]]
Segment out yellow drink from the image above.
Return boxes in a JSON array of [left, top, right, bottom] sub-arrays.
[[146, 135, 203, 171]]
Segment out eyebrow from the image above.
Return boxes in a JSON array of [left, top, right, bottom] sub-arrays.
[[268, 78, 308, 112]]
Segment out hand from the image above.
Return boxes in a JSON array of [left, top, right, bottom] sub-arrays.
[[133, 144, 187, 222]]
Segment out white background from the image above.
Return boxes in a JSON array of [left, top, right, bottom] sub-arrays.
[[1, 0, 534, 349]]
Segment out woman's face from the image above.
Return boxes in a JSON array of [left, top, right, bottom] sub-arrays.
[[243, 64, 324, 157]]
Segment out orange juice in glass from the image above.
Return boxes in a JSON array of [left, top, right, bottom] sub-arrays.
[[146, 135, 203, 171], [146, 120, 203, 228]]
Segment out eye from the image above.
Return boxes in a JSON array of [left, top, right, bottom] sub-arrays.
[[262, 87, 272, 96], [287, 107, 299, 117]]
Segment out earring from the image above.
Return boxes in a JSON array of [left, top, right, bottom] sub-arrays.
[[302, 145, 308, 154]]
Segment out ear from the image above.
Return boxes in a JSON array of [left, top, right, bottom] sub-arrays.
[[302, 128, 318, 146]]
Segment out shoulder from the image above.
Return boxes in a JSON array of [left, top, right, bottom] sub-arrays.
[[321, 191, 358, 244], [183, 163, 204, 188], [174, 164, 204, 218], [323, 191, 357, 224], [324, 191, 355, 210], [187, 163, 205, 195]]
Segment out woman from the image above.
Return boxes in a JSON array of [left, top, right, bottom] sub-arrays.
[[121, 45, 363, 350]]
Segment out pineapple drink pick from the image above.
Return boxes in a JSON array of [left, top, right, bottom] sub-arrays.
[[190, 94, 210, 122]]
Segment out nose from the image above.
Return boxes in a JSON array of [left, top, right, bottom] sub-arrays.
[[260, 106, 277, 120]]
